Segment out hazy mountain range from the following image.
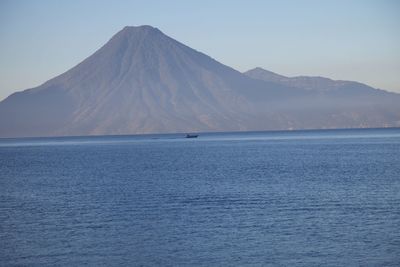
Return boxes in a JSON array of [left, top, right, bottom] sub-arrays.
[[0, 25, 399, 137]]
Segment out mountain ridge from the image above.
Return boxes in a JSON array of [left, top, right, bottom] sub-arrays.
[[244, 67, 388, 94]]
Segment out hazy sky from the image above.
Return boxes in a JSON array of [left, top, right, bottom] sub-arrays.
[[0, 0, 399, 100]]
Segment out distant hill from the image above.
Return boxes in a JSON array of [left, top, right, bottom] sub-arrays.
[[0, 26, 399, 137], [245, 67, 382, 93]]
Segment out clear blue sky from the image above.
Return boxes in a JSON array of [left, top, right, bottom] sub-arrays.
[[0, 0, 399, 100]]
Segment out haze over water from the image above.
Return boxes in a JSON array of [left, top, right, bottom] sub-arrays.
[[1, 128, 400, 266]]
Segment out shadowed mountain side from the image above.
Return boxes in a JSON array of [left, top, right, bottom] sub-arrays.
[[0, 26, 399, 137], [0, 86, 75, 137]]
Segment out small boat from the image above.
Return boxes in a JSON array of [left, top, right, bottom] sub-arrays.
[[186, 134, 198, 138]]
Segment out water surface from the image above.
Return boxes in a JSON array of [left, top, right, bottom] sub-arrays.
[[1, 128, 400, 266]]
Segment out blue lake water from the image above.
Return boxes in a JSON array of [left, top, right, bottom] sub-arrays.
[[1, 128, 400, 266]]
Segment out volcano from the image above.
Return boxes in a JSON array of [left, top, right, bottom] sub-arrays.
[[1, 25, 399, 137]]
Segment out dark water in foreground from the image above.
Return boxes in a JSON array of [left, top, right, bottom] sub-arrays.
[[1, 128, 400, 266]]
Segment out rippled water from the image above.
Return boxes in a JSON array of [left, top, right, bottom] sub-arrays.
[[1, 128, 400, 266]]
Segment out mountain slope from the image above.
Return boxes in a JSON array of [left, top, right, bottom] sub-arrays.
[[0, 26, 399, 137]]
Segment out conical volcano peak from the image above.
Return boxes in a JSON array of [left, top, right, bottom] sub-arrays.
[[110, 25, 165, 45], [120, 25, 163, 36]]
